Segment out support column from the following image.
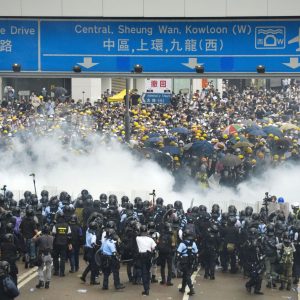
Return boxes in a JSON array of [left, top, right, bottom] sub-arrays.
[[71, 78, 102, 103], [0, 77, 2, 101], [101, 78, 112, 94], [125, 78, 131, 143]]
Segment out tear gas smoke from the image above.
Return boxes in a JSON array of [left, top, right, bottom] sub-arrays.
[[0, 133, 299, 211]]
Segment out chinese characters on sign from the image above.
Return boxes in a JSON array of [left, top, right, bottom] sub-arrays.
[[145, 78, 172, 93], [0, 40, 12, 52]]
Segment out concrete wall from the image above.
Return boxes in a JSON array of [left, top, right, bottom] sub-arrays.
[[0, 0, 299, 17]]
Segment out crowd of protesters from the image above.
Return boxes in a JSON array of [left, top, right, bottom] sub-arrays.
[[1, 80, 299, 190]]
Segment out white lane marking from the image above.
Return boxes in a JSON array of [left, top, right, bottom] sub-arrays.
[[18, 267, 38, 284], [18, 272, 38, 289], [182, 268, 200, 300]]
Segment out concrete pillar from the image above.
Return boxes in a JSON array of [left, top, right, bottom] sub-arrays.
[[192, 79, 202, 93], [135, 78, 145, 94], [101, 78, 111, 95], [71, 78, 101, 103], [217, 79, 223, 95], [0, 77, 2, 101]]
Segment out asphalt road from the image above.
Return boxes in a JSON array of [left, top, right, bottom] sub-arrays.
[[17, 260, 297, 300]]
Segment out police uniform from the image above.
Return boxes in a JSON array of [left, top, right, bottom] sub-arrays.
[[136, 234, 156, 295], [81, 228, 99, 284], [52, 220, 71, 276], [177, 239, 198, 295], [100, 236, 124, 289]]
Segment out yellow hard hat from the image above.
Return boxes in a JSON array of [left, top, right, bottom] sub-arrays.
[[223, 134, 228, 139], [251, 159, 257, 165], [246, 147, 253, 154], [274, 136, 279, 141], [273, 154, 279, 160], [238, 154, 244, 159], [173, 156, 179, 161], [268, 133, 274, 138], [235, 137, 240, 141]]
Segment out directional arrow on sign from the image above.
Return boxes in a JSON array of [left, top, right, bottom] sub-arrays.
[[283, 57, 300, 69], [182, 58, 203, 69], [77, 57, 99, 69]]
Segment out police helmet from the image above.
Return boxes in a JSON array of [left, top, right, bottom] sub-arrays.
[[42, 224, 50, 234], [0, 261, 10, 276], [199, 205, 207, 212], [99, 193, 107, 202], [41, 190, 49, 197], [156, 197, 164, 206], [174, 200, 183, 210], [245, 206, 253, 217]]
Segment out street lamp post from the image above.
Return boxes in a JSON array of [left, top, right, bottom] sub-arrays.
[[82, 91, 85, 103]]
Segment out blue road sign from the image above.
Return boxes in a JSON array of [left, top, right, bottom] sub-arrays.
[[142, 93, 171, 104], [2, 19, 300, 73], [0, 20, 38, 71]]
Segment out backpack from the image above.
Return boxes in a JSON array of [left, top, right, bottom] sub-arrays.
[[281, 245, 294, 264], [3, 276, 20, 298]]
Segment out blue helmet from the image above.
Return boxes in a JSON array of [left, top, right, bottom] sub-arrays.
[[278, 197, 284, 203]]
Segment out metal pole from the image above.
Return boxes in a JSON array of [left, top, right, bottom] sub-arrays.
[[125, 78, 130, 143], [190, 78, 193, 101]]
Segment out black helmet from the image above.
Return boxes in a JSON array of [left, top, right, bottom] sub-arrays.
[[164, 222, 173, 233], [134, 197, 142, 204], [156, 197, 164, 206], [5, 223, 14, 234], [199, 205, 207, 212], [42, 224, 50, 234], [148, 221, 156, 230], [245, 206, 253, 217], [140, 225, 148, 234], [89, 221, 98, 231], [106, 228, 116, 239], [99, 193, 107, 201], [18, 198, 27, 209], [192, 206, 199, 214], [136, 200, 144, 210], [228, 205, 237, 215], [143, 200, 150, 208], [282, 232, 291, 243], [26, 207, 34, 217], [31, 195, 38, 206], [174, 200, 183, 210], [248, 227, 258, 237], [212, 204, 220, 213], [108, 194, 118, 206], [93, 200, 101, 209], [0, 261, 10, 276], [121, 196, 129, 206], [266, 224, 275, 235], [12, 207, 21, 217], [81, 189, 89, 197], [41, 190, 49, 197], [24, 191, 32, 199], [252, 213, 259, 221], [166, 204, 174, 210], [3, 233, 14, 243], [6, 191, 13, 199], [277, 213, 285, 222], [126, 203, 134, 210], [183, 228, 194, 240], [75, 199, 84, 208], [107, 220, 116, 229], [222, 212, 229, 220], [228, 216, 237, 225]]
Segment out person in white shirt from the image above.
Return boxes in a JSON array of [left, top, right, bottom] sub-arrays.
[[136, 225, 156, 296]]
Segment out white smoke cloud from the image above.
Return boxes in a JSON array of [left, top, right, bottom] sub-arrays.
[[0, 133, 299, 212]]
